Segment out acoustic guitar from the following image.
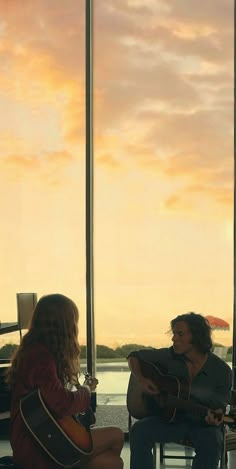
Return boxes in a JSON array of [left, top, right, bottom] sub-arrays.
[[127, 357, 236, 426], [20, 388, 94, 467]]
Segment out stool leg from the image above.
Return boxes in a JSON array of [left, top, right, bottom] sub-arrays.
[[153, 443, 157, 468], [159, 442, 164, 463]]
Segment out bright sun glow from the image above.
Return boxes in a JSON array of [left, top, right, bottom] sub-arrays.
[[0, 0, 234, 349]]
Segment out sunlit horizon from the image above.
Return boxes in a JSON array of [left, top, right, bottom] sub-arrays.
[[0, 0, 234, 350]]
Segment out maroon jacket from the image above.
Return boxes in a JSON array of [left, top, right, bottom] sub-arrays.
[[10, 343, 91, 468]]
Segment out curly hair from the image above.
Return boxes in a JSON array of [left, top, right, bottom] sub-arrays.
[[171, 311, 212, 353], [7, 294, 81, 388]]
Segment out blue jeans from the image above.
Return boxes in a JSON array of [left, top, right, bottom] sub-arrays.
[[129, 416, 223, 469]]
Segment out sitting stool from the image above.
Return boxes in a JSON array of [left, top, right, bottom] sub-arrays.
[[159, 439, 194, 463], [159, 426, 227, 469], [128, 414, 227, 469]]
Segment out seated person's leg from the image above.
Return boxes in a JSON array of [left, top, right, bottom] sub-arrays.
[[130, 416, 188, 469], [189, 424, 223, 469], [80, 426, 124, 469]]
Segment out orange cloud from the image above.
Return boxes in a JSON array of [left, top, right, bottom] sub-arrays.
[[45, 150, 74, 164], [164, 193, 193, 212], [96, 153, 121, 169], [4, 154, 39, 169], [164, 183, 233, 214]]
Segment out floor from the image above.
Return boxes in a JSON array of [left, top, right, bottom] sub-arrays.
[[1, 439, 236, 468], [121, 442, 236, 468], [1, 405, 236, 467]]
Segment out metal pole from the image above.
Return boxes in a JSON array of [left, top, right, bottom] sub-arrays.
[[85, 0, 96, 378], [233, 0, 236, 390]]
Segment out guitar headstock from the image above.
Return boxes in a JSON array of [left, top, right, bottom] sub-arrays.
[[83, 371, 93, 385]]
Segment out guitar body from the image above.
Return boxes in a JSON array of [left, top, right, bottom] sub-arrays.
[[127, 358, 236, 428], [127, 359, 190, 422], [20, 389, 93, 467]]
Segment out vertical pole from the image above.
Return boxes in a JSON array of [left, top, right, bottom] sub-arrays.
[[233, 0, 236, 390], [85, 0, 96, 378]]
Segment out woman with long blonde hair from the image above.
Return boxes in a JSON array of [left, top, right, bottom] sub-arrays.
[[8, 294, 124, 469]]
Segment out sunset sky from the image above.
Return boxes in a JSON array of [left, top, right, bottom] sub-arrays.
[[0, 0, 234, 349]]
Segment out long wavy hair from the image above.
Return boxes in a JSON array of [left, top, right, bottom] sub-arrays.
[[7, 294, 81, 388], [171, 312, 213, 353]]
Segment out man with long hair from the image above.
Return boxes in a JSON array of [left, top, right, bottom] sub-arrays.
[[128, 312, 232, 469], [7, 294, 124, 469]]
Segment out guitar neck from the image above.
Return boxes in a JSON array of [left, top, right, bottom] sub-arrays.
[[166, 394, 208, 417]]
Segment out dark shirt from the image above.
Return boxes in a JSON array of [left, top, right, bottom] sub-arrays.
[[128, 347, 232, 412], [10, 343, 91, 469]]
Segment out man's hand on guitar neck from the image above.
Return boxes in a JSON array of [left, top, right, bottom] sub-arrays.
[[205, 408, 223, 426]]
